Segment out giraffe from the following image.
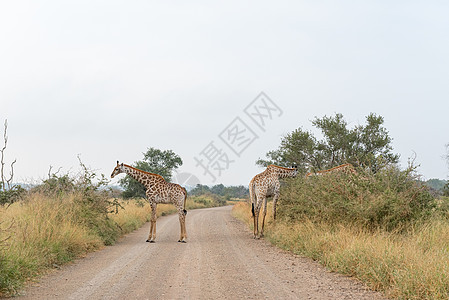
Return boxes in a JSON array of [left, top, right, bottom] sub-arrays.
[[111, 161, 188, 243], [305, 163, 357, 178], [249, 164, 298, 239]]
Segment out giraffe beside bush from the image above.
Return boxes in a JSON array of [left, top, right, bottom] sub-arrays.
[[249, 164, 298, 239]]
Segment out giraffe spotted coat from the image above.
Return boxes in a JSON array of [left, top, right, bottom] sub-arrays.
[[249, 164, 298, 239], [111, 161, 188, 243]]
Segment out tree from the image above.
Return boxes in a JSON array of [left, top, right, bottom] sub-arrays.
[[426, 179, 448, 192], [0, 120, 24, 205], [189, 184, 211, 196], [190, 183, 249, 198], [257, 113, 400, 174], [211, 184, 225, 196], [119, 148, 183, 198]]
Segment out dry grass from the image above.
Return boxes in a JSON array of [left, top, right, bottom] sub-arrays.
[[0, 196, 167, 296], [231, 201, 273, 228], [0, 192, 225, 296], [231, 202, 253, 226], [0, 193, 104, 296], [109, 199, 177, 233], [233, 202, 449, 299]]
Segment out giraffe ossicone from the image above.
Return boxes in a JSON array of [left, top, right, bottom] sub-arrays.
[[111, 161, 188, 243], [249, 164, 298, 239]]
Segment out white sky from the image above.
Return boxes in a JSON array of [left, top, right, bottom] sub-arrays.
[[1, 1, 448, 186]]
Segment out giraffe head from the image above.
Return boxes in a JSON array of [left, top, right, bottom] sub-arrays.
[[290, 163, 298, 177], [280, 164, 298, 178], [111, 161, 126, 178]]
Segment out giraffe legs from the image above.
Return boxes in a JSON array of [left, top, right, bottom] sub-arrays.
[[146, 201, 187, 243], [272, 191, 280, 222], [253, 208, 259, 239], [253, 197, 264, 239], [147, 203, 157, 243], [260, 198, 268, 237], [178, 210, 187, 243]]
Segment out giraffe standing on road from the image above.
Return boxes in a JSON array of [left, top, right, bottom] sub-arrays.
[[111, 161, 188, 243], [249, 164, 298, 239]]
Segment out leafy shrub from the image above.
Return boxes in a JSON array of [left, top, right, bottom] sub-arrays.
[[278, 165, 436, 231], [30, 159, 120, 245], [443, 182, 449, 197], [0, 185, 25, 205], [190, 193, 227, 207]]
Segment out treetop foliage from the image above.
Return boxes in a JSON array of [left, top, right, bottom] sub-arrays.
[[257, 113, 400, 174]]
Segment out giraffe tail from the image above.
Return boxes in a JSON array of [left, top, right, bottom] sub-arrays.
[[250, 180, 256, 217], [182, 187, 187, 215]]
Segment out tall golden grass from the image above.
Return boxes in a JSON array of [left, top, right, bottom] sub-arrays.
[[233, 201, 449, 299], [0, 193, 221, 296], [0, 193, 104, 296]]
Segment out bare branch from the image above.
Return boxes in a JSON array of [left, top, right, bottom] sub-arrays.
[[47, 165, 63, 179], [7, 159, 17, 190], [1, 119, 8, 191], [1, 119, 17, 192], [48, 165, 53, 179]]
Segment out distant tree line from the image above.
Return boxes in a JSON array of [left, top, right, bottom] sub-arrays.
[[426, 179, 447, 191], [189, 183, 249, 199]]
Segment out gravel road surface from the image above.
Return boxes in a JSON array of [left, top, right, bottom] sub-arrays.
[[17, 206, 384, 299]]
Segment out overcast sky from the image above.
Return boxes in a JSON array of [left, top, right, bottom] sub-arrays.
[[1, 1, 448, 186]]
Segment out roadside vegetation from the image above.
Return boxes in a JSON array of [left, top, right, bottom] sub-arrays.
[[0, 139, 237, 296], [235, 113, 449, 299], [233, 168, 449, 299], [0, 168, 235, 296], [0, 167, 243, 296]]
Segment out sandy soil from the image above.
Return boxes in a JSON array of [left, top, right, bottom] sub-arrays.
[[16, 206, 384, 299]]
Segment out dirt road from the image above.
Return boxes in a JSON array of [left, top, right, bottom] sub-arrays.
[[18, 206, 384, 299]]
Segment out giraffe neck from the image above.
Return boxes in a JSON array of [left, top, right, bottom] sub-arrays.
[[278, 169, 296, 178], [269, 165, 297, 179], [123, 164, 164, 187], [307, 163, 355, 177]]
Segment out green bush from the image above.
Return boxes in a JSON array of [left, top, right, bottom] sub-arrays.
[[0, 185, 25, 205], [191, 193, 227, 207], [279, 165, 436, 231], [30, 159, 120, 246], [443, 182, 449, 197]]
